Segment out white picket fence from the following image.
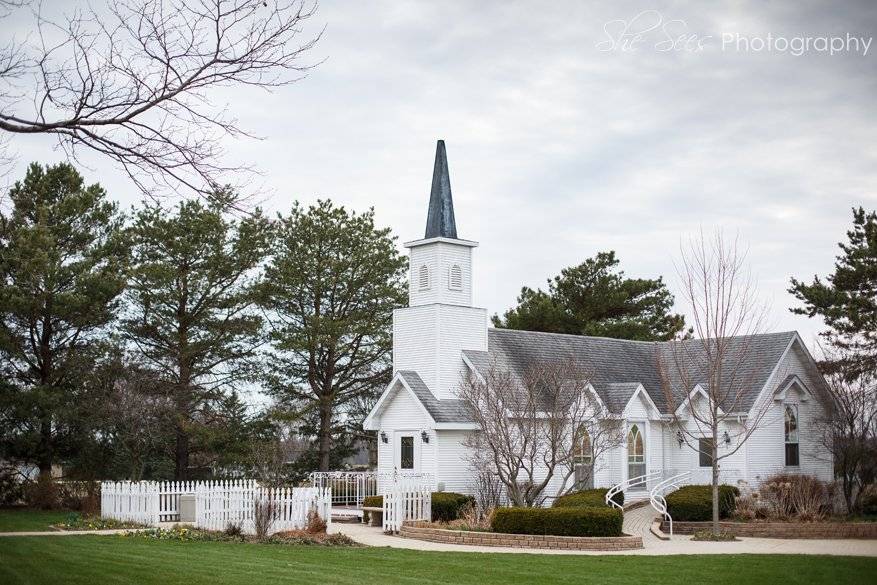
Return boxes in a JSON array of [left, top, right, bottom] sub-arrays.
[[382, 478, 431, 533], [101, 480, 331, 534], [196, 485, 331, 535], [101, 481, 160, 525], [101, 479, 259, 524]]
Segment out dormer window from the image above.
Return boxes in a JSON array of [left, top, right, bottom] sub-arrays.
[[418, 265, 431, 290], [449, 264, 463, 290]]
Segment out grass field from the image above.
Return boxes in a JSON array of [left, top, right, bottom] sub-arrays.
[[0, 509, 69, 532], [0, 535, 875, 585]]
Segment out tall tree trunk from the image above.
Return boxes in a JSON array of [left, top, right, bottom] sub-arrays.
[[317, 394, 333, 472], [174, 423, 189, 480], [37, 418, 53, 479], [712, 428, 720, 536]]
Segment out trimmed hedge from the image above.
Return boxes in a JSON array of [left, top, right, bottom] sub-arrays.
[[665, 484, 740, 521], [491, 506, 623, 537], [431, 492, 475, 522], [361, 492, 474, 523], [552, 488, 623, 509]]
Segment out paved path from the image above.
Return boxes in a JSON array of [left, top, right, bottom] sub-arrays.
[[329, 516, 877, 557]]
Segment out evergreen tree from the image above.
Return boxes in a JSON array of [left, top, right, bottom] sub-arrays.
[[493, 251, 687, 341], [0, 162, 127, 478], [262, 200, 407, 471], [123, 193, 271, 480], [790, 207, 877, 373]]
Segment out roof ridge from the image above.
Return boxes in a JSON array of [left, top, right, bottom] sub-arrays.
[[489, 327, 798, 346]]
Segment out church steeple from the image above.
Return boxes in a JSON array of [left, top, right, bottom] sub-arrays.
[[425, 140, 457, 239]]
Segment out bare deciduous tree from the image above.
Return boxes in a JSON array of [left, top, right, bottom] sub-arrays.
[[459, 357, 617, 507], [813, 348, 877, 514], [659, 230, 771, 535], [0, 0, 320, 196]]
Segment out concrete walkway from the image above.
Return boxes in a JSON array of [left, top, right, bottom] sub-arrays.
[[328, 512, 877, 557]]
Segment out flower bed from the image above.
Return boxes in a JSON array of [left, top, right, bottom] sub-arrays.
[[401, 521, 643, 550], [662, 519, 877, 539]]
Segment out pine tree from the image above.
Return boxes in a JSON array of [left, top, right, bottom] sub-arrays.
[[790, 207, 877, 373], [493, 251, 688, 341], [262, 200, 407, 471], [123, 192, 272, 480], [0, 162, 127, 478]]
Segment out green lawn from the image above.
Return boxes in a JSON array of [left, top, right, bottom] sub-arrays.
[[0, 536, 874, 585], [0, 509, 69, 532]]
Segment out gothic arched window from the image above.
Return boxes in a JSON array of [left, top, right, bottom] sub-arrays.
[[784, 405, 799, 466]]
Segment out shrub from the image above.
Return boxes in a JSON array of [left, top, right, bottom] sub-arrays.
[[0, 467, 24, 506], [252, 498, 276, 541], [305, 508, 327, 534], [552, 488, 623, 509], [758, 474, 832, 521], [431, 492, 475, 522], [665, 484, 739, 522], [24, 475, 59, 510], [490, 506, 623, 537]]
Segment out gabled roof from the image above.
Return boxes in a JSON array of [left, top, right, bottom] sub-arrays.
[[398, 371, 474, 423], [462, 328, 799, 415]]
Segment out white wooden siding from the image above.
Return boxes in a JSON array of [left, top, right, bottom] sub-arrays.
[[409, 242, 473, 307], [376, 384, 435, 477]]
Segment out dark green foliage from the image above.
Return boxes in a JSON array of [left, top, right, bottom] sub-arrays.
[[490, 506, 623, 537], [430, 492, 475, 522], [123, 192, 272, 480], [0, 162, 127, 478], [665, 484, 740, 522], [262, 200, 407, 471], [790, 207, 877, 373], [492, 251, 687, 341], [552, 488, 622, 508]]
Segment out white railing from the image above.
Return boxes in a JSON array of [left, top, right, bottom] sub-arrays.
[[309, 471, 378, 506], [382, 477, 431, 533], [649, 471, 691, 536], [605, 470, 663, 509], [195, 485, 331, 535], [101, 481, 160, 525], [309, 471, 435, 506]]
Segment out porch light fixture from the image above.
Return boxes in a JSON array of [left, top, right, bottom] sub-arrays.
[[676, 431, 684, 448], [421, 430, 429, 443], [723, 431, 731, 445], [380, 431, 388, 444]]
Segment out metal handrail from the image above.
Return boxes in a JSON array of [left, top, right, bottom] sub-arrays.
[[605, 470, 662, 509], [648, 471, 691, 537]]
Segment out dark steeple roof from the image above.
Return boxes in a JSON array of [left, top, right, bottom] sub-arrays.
[[425, 140, 458, 239]]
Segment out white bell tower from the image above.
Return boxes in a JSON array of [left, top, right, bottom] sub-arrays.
[[393, 140, 487, 400]]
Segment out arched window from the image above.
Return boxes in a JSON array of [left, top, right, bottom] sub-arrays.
[[784, 405, 799, 466], [448, 264, 463, 290], [573, 426, 593, 489], [627, 424, 645, 479], [418, 265, 430, 290]]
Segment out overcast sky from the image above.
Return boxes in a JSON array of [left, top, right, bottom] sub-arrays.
[[5, 1, 877, 351]]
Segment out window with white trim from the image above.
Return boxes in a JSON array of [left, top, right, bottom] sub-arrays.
[[448, 264, 463, 290], [573, 426, 593, 489], [418, 265, 430, 290], [698, 437, 714, 467], [784, 404, 799, 466]]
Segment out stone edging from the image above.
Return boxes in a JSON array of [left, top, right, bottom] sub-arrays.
[[400, 522, 643, 550], [662, 520, 877, 539]]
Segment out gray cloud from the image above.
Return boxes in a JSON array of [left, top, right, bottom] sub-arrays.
[[4, 0, 877, 349]]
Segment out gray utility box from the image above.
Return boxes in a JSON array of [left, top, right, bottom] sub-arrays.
[[178, 494, 197, 523]]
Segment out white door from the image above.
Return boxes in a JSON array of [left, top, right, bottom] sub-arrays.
[[394, 430, 421, 474]]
